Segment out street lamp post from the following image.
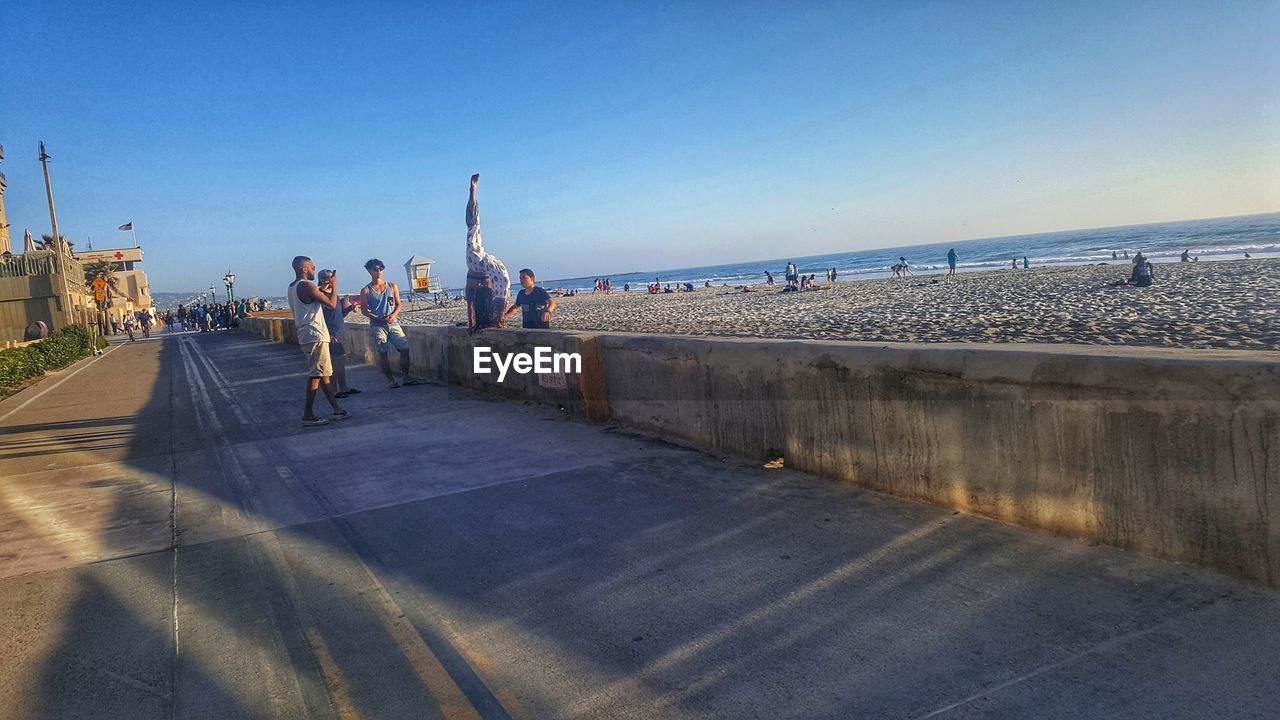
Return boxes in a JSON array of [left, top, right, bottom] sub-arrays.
[[209, 285, 217, 303], [224, 271, 235, 303]]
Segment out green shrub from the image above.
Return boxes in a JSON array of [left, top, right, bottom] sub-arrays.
[[0, 325, 96, 396]]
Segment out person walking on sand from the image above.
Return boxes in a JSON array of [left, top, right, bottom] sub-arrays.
[[765, 270, 775, 286], [464, 173, 511, 332], [947, 248, 957, 276], [360, 258, 419, 388], [1023, 256, 1030, 269], [287, 255, 349, 426], [785, 262, 798, 289]]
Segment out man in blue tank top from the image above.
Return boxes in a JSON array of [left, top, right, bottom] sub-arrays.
[[360, 258, 419, 388]]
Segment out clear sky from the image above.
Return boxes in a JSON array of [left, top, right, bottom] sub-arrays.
[[2, 1, 1277, 296]]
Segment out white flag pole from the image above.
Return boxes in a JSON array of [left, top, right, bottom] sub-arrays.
[[131, 221, 138, 248]]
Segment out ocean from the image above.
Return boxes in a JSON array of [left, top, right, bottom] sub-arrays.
[[543, 212, 1280, 292]]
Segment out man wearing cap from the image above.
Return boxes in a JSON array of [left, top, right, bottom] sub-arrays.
[[317, 269, 360, 398]]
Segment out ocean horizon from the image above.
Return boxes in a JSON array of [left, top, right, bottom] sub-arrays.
[[154, 211, 1280, 306], [541, 211, 1280, 292]]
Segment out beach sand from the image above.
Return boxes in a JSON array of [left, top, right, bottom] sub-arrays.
[[359, 259, 1279, 351]]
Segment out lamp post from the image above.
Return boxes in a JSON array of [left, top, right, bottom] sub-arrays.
[[223, 271, 235, 303], [209, 285, 216, 304]]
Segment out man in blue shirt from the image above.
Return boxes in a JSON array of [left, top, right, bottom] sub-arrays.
[[504, 269, 556, 329]]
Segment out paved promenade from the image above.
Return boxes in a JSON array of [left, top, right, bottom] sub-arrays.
[[0, 330, 1277, 719]]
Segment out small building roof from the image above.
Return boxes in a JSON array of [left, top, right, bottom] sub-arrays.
[[403, 255, 434, 268]]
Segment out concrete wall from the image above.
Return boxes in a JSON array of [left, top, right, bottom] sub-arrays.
[[241, 317, 1280, 585], [0, 251, 89, 343]]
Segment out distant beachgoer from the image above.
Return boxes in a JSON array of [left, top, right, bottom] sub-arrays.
[[287, 255, 349, 426], [765, 270, 775, 285], [897, 257, 912, 277], [504, 268, 555, 329], [1181, 250, 1190, 262], [1112, 251, 1118, 260], [1128, 260, 1155, 287], [464, 173, 511, 331], [1123, 250, 1129, 259], [624, 282, 630, 292], [785, 262, 798, 288], [1244, 252, 1252, 259], [1012, 258, 1019, 270], [947, 248, 957, 276], [1023, 256, 1029, 269]]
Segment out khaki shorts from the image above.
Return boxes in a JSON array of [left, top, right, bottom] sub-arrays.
[[302, 342, 333, 378]]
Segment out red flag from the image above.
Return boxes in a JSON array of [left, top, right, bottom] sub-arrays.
[[118, 222, 133, 231]]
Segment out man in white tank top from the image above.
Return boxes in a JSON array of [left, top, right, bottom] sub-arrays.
[[289, 255, 349, 426]]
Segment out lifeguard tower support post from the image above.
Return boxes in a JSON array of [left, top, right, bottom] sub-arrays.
[[403, 255, 441, 308]]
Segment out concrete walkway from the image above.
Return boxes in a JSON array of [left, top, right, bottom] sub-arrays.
[[0, 330, 1277, 719]]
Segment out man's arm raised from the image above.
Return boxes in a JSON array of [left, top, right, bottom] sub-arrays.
[[299, 280, 339, 309]]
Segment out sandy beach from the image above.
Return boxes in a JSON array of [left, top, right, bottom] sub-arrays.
[[355, 259, 1279, 351]]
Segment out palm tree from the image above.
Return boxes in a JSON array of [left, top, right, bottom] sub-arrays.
[[39, 234, 74, 252], [84, 259, 122, 301]]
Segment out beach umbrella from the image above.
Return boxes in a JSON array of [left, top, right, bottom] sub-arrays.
[[23, 228, 35, 252]]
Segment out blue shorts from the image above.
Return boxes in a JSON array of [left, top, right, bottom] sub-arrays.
[[372, 323, 409, 353]]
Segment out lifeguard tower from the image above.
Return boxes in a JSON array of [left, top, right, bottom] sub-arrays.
[[403, 255, 442, 307]]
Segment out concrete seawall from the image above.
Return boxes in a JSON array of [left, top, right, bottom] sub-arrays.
[[240, 316, 1280, 585]]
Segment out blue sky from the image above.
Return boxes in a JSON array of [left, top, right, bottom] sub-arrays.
[[2, 0, 1276, 296]]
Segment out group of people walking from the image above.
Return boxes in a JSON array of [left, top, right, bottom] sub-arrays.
[[286, 173, 557, 426], [173, 302, 241, 332]]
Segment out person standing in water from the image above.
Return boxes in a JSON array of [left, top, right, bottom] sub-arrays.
[[465, 173, 511, 332], [947, 248, 957, 276]]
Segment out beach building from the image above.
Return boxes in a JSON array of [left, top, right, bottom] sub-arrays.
[[0, 246, 88, 345], [1, 145, 96, 342], [74, 245, 153, 328], [0, 145, 11, 254]]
